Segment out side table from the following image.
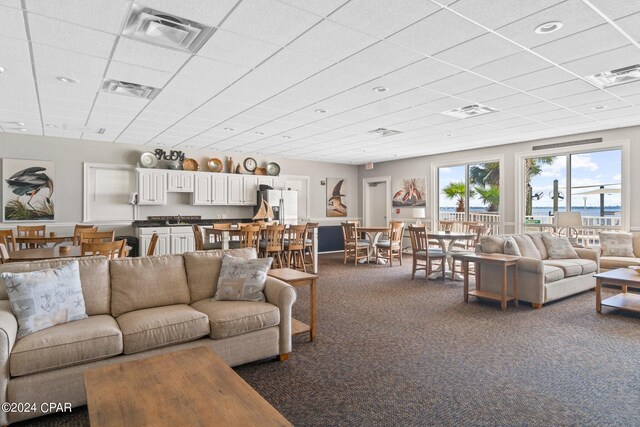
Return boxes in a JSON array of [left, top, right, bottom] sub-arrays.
[[453, 253, 520, 310], [268, 268, 318, 341]]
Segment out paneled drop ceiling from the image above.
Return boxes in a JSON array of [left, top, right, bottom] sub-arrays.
[[1, 0, 640, 164]]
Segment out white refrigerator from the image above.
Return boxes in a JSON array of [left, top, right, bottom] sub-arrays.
[[260, 189, 298, 225]]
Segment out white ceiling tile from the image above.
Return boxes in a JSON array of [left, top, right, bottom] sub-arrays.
[[39, 96, 93, 113], [529, 79, 595, 100], [198, 98, 251, 115], [419, 97, 472, 113], [278, 62, 372, 101], [472, 52, 551, 82], [279, 0, 348, 17], [44, 129, 83, 138], [532, 25, 629, 64], [387, 9, 485, 56], [220, 0, 320, 46], [552, 90, 618, 108], [606, 81, 640, 97], [560, 45, 639, 77], [341, 42, 424, 77], [544, 115, 595, 126], [106, 60, 174, 88], [434, 33, 521, 69], [32, 43, 108, 79], [139, 0, 237, 27], [502, 67, 574, 91], [166, 74, 235, 100], [490, 117, 537, 128], [113, 37, 191, 73], [495, 0, 605, 49], [37, 82, 97, 106], [450, 0, 563, 29], [258, 95, 312, 111], [487, 93, 540, 109], [287, 20, 377, 62], [587, 105, 640, 119], [505, 101, 564, 116], [197, 29, 282, 68], [456, 84, 519, 104], [328, 0, 440, 38], [615, 12, 640, 42], [25, 0, 130, 34], [521, 108, 576, 122], [0, 0, 20, 8], [423, 72, 492, 95], [0, 35, 31, 65], [569, 99, 629, 114], [179, 56, 250, 82], [385, 58, 462, 87], [586, 0, 640, 20], [153, 86, 211, 108], [385, 88, 444, 107], [0, 5, 26, 40], [28, 13, 115, 58]]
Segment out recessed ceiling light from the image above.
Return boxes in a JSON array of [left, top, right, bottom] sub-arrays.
[[0, 67, 5, 74], [534, 21, 563, 34], [315, 109, 327, 114], [57, 76, 78, 84], [254, 131, 264, 135], [282, 135, 291, 139], [17, 128, 27, 132], [2, 121, 25, 126], [372, 86, 388, 93], [444, 134, 453, 137], [45, 123, 62, 128], [592, 105, 608, 110], [224, 127, 235, 131]]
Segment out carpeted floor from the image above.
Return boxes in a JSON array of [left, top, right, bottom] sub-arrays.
[[16, 253, 640, 426]]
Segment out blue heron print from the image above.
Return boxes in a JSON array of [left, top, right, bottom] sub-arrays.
[[4, 162, 55, 221]]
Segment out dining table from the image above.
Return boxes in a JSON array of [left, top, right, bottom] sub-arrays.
[[426, 231, 477, 279], [7, 245, 132, 262], [15, 235, 74, 248], [356, 226, 391, 264]]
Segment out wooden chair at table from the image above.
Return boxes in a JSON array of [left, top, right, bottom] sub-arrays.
[[0, 229, 18, 252], [375, 221, 405, 267], [0, 243, 10, 263], [453, 222, 484, 250], [408, 225, 446, 281], [260, 224, 285, 268], [236, 224, 261, 252], [283, 224, 307, 272], [146, 233, 159, 256], [341, 222, 369, 265], [81, 240, 125, 259], [16, 225, 46, 249], [80, 230, 115, 243], [202, 223, 231, 250], [72, 224, 98, 245], [437, 220, 455, 231], [303, 222, 319, 271], [451, 225, 491, 278]]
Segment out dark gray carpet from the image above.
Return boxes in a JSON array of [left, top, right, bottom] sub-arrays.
[[17, 253, 640, 426]]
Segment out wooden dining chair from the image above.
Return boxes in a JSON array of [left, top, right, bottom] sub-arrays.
[[17, 225, 46, 249], [147, 233, 159, 256], [375, 221, 405, 266], [73, 224, 98, 245], [80, 230, 115, 243], [81, 240, 125, 259], [284, 224, 307, 272], [0, 243, 10, 263], [437, 220, 455, 231], [341, 222, 369, 265], [237, 224, 261, 252], [192, 225, 205, 250], [0, 229, 18, 252], [408, 225, 446, 281], [303, 222, 319, 271], [451, 225, 491, 277], [260, 224, 285, 268]]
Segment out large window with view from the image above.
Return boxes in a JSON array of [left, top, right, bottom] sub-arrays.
[[437, 161, 501, 234], [523, 149, 622, 245]]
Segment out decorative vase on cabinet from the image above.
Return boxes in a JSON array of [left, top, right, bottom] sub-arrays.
[[226, 157, 234, 173]]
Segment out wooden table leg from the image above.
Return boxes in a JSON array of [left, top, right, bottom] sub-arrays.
[[513, 263, 518, 308], [622, 284, 628, 293], [501, 263, 507, 311], [309, 278, 317, 341], [476, 262, 481, 291], [596, 278, 602, 313], [463, 260, 469, 302]]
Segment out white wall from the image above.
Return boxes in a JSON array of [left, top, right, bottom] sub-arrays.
[[0, 133, 359, 233], [358, 125, 640, 232]]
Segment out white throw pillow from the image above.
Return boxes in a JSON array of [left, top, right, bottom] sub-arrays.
[[542, 236, 579, 259], [503, 237, 522, 256], [599, 232, 634, 257], [213, 255, 273, 302], [1, 261, 87, 339]]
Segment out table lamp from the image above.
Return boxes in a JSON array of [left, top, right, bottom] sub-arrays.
[[412, 208, 426, 225], [555, 211, 582, 243]]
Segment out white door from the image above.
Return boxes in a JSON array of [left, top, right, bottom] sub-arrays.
[[365, 180, 388, 227]]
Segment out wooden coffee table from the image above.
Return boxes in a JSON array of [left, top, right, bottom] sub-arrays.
[[594, 268, 640, 314], [268, 268, 318, 341], [84, 347, 291, 427]]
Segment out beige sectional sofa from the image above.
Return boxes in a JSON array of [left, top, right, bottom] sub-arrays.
[[597, 231, 640, 271], [475, 232, 599, 308], [0, 248, 296, 424]]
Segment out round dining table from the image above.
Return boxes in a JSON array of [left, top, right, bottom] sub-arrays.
[[7, 245, 132, 261], [427, 231, 476, 279], [15, 235, 74, 248]]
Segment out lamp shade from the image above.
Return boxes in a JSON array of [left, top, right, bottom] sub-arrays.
[[555, 211, 582, 227], [412, 208, 426, 219]]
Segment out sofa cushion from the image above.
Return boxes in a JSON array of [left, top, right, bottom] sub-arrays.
[[2, 261, 88, 339], [214, 255, 272, 302], [527, 233, 552, 259], [543, 260, 583, 277], [599, 232, 634, 257], [512, 235, 541, 259], [544, 265, 565, 283], [183, 248, 258, 303], [0, 256, 110, 315], [10, 315, 122, 377], [191, 299, 279, 339], [542, 236, 579, 259], [600, 256, 640, 269], [110, 255, 190, 317], [503, 237, 521, 256], [479, 235, 505, 254], [545, 258, 597, 275], [116, 304, 209, 355]]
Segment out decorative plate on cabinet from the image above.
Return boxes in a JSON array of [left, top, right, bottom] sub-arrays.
[[207, 158, 223, 172], [255, 167, 267, 175], [266, 162, 280, 176], [182, 158, 199, 171], [243, 157, 257, 172], [140, 152, 158, 168]]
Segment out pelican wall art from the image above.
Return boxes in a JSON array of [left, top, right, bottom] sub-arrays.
[[392, 178, 426, 207], [3, 159, 55, 221], [326, 177, 347, 217]]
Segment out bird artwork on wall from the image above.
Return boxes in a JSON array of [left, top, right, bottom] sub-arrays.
[[392, 178, 426, 207], [3, 159, 55, 221], [327, 178, 347, 217]]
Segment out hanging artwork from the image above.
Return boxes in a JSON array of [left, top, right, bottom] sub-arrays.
[[3, 159, 55, 221], [326, 177, 347, 217], [392, 178, 426, 207]]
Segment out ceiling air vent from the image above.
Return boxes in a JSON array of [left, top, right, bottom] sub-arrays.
[[368, 128, 403, 137], [442, 104, 498, 119], [584, 64, 640, 88], [102, 80, 161, 100], [122, 4, 214, 53]]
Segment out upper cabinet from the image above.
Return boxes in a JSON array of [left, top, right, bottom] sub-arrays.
[[192, 173, 227, 205], [167, 171, 194, 192], [138, 169, 166, 205]]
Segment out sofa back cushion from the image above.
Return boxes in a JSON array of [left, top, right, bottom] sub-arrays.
[[0, 256, 110, 315], [511, 235, 541, 259], [110, 255, 190, 317], [599, 232, 634, 257], [542, 235, 579, 259], [503, 237, 521, 256], [183, 248, 257, 303], [479, 235, 506, 254], [526, 233, 552, 259]]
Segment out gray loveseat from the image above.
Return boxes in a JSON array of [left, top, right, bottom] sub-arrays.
[[0, 248, 296, 424], [475, 232, 599, 308]]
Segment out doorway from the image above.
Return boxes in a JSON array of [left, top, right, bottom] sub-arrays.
[[363, 177, 391, 227]]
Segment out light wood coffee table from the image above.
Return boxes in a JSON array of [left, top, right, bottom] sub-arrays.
[[594, 268, 640, 314], [84, 347, 292, 427]]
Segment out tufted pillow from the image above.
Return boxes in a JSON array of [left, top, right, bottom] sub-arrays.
[[1, 261, 87, 339], [542, 236, 579, 259], [599, 232, 634, 257], [503, 237, 521, 256], [214, 255, 273, 302]]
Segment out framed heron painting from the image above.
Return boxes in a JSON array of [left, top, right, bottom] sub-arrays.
[[2, 159, 55, 221], [326, 177, 347, 217]]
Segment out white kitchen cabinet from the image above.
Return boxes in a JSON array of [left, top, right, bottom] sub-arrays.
[[137, 169, 166, 205], [243, 176, 258, 205], [170, 227, 195, 254], [227, 175, 244, 205], [139, 227, 170, 256], [167, 171, 194, 192], [257, 176, 273, 188], [192, 173, 228, 205]]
